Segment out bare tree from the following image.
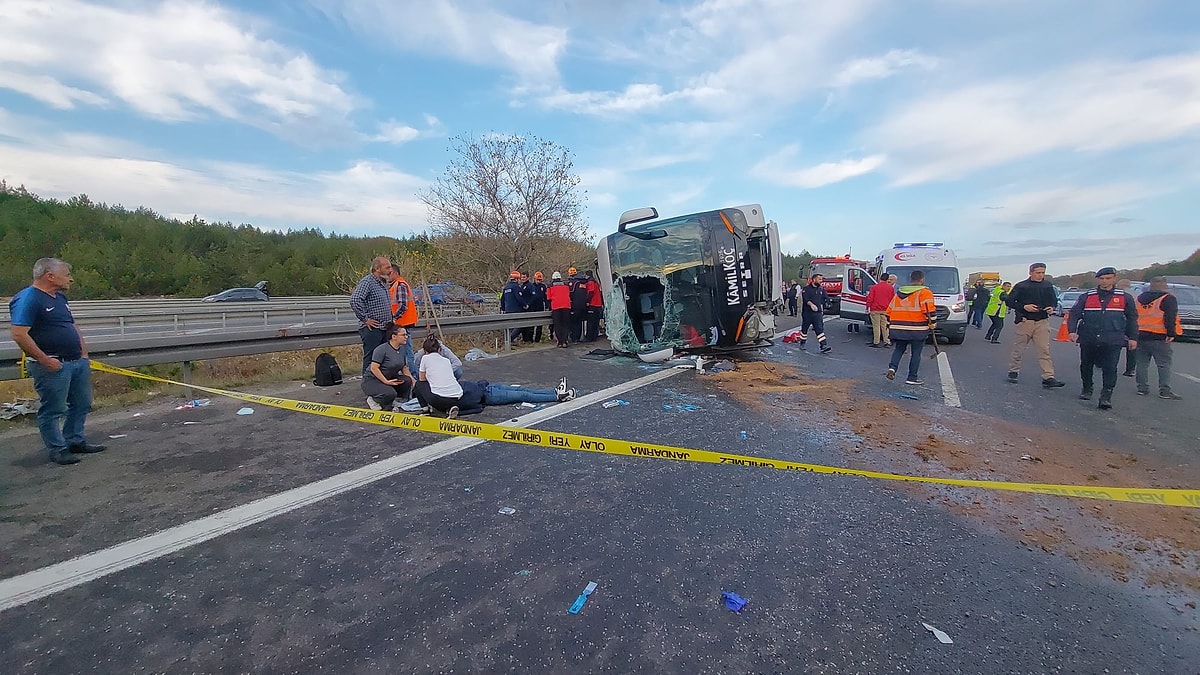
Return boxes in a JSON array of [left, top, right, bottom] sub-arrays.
[[419, 134, 590, 282]]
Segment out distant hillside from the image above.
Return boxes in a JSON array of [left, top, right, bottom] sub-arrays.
[[1050, 249, 1200, 289]]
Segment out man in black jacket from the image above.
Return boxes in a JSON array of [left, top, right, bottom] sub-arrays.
[[1004, 262, 1066, 388], [799, 274, 832, 353], [1134, 276, 1182, 400], [1067, 267, 1139, 410]]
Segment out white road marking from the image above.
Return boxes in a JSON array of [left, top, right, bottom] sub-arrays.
[[0, 368, 682, 613], [935, 351, 962, 408], [1179, 373, 1200, 385]]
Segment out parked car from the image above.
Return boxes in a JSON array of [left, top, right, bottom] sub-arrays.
[[412, 282, 488, 306], [202, 287, 269, 302], [1055, 290, 1083, 316]]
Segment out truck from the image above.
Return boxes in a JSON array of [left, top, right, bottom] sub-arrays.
[[967, 271, 1001, 290], [863, 242, 968, 345], [806, 255, 873, 314]]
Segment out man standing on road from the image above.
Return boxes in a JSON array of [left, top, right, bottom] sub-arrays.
[[1067, 267, 1138, 410], [567, 267, 588, 344], [885, 269, 937, 385], [528, 272, 548, 343], [518, 272, 536, 343], [9, 258, 107, 465], [865, 273, 896, 348], [1134, 276, 1182, 400], [799, 274, 832, 353], [388, 263, 417, 373], [1117, 279, 1137, 377], [350, 256, 394, 376], [1004, 263, 1067, 389], [584, 270, 603, 342], [786, 280, 799, 317], [984, 281, 1012, 344], [968, 280, 989, 329], [547, 271, 572, 348], [500, 270, 526, 344]]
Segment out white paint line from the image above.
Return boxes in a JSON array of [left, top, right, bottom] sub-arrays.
[[935, 351, 962, 408], [0, 368, 682, 613], [1179, 373, 1200, 385]]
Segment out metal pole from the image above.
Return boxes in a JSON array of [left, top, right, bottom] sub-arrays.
[[181, 360, 196, 399]]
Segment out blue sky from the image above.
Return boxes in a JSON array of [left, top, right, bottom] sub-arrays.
[[1, 0, 1199, 283]]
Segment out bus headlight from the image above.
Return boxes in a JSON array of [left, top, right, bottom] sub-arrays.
[[951, 302, 966, 313]]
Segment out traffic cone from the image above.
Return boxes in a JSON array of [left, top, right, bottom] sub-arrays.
[[1055, 318, 1071, 342]]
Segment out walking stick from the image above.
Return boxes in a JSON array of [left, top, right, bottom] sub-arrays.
[[928, 318, 941, 359]]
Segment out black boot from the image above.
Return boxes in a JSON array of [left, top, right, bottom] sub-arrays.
[[1098, 388, 1113, 410], [1079, 387, 1092, 400]]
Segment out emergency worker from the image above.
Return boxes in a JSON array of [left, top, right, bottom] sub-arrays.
[[983, 281, 1011, 343], [567, 267, 588, 343], [1134, 276, 1182, 400], [885, 269, 937, 385], [799, 274, 832, 353], [584, 270, 603, 342], [388, 263, 418, 372], [1067, 266, 1138, 410], [528, 272, 549, 343], [501, 271, 526, 343], [547, 272, 572, 347]]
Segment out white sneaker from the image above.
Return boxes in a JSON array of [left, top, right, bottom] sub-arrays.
[[555, 377, 569, 395], [557, 388, 576, 402], [365, 397, 382, 411], [447, 406, 459, 419]]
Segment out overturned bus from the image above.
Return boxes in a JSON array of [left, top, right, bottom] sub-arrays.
[[596, 204, 783, 356]]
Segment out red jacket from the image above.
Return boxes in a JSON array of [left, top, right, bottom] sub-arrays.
[[865, 282, 895, 312], [585, 279, 603, 308], [547, 282, 571, 310]]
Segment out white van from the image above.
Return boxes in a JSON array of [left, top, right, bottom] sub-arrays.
[[867, 243, 968, 344]]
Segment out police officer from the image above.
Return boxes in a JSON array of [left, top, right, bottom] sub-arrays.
[[1066, 266, 1138, 410]]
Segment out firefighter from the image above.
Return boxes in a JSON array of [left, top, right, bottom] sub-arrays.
[[799, 274, 832, 353], [1134, 276, 1182, 400], [1066, 267, 1138, 410]]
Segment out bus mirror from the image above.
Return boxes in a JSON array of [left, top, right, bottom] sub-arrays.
[[623, 229, 668, 241], [618, 207, 659, 232]]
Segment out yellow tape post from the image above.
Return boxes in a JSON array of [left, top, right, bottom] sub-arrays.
[[89, 361, 1200, 508]]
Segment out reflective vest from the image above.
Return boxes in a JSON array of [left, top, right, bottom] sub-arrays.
[[1136, 295, 1181, 335], [389, 277, 418, 327], [985, 286, 1008, 318], [886, 286, 936, 340], [1076, 289, 1131, 345]]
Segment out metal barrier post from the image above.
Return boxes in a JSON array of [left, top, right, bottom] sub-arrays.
[[504, 327, 512, 352], [181, 360, 195, 399]]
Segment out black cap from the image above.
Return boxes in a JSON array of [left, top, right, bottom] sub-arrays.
[[1095, 266, 1117, 277]]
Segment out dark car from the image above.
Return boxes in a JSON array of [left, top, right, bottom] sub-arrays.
[[412, 282, 488, 305], [202, 288, 269, 302]]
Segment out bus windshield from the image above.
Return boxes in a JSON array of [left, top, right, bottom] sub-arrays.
[[885, 266, 961, 295]]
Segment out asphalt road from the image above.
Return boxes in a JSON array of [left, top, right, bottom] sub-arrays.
[[1, 328, 1197, 673]]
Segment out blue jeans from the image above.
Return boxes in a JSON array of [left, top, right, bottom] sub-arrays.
[[482, 384, 558, 405], [888, 339, 925, 379], [28, 358, 93, 454]]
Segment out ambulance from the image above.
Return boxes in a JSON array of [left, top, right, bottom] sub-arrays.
[[862, 243, 968, 344]]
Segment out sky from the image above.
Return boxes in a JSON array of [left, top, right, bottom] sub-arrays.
[[1, 0, 1199, 284]]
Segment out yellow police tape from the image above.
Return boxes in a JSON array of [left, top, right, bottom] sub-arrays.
[[90, 360, 1200, 508]]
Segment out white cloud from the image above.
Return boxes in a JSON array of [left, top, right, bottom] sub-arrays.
[[315, 0, 567, 83], [0, 0, 358, 139], [980, 183, 1165, 223], [831, 49, 938, 88], [369, 116, 445, 145], [752, 145, 886, 188], [0, 111, 428, 234], [868, 51, 1200, 185]]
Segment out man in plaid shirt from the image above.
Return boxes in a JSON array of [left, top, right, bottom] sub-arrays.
[[350, 256, 394, 375]]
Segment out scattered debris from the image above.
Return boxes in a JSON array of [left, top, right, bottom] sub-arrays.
[[498, 506, 516, 515], [894, 393, 920, 400], [722, 591, 748, 612], [739, 431, 748, 440], [463, 487, 473, 493], [236, 407, 254, 416], [602, 399, 631, 408], [108, 434, 128, 439], [514, 569, 531, 576], [1020, 454, 1043, 463], [568, 581, 598, 614], [663, 404, 700, 412], [465, 347, 498, 361], [174, 398, 211, 410], [708, 361, 736, 373], [921, 622, 954, 644], [181, 421, 202, 426], [0, 400, 38, 420], [399, 398, 423, 412]]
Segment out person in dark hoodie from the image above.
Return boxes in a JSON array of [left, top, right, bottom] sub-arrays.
[[968, 280, 989, 329], [1133, 276, 1182, 400], [500, 270, 527, 343], [1066, 266, 1139, 410]]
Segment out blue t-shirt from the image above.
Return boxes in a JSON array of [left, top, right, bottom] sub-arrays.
[[9, 286, 82, 360]]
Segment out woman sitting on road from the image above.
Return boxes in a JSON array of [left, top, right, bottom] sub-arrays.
[[415, 335, 464, 418], [362, 323, 414, 411]]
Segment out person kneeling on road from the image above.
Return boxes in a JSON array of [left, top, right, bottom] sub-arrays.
[[415, 335, 464, 418], [362, 324, 415, 411]]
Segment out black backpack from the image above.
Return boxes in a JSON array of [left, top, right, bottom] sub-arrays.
[[313, 352, 343, 386]]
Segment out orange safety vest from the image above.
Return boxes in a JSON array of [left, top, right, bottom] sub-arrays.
[[1136, 295, 1181, 335], [886, 287, 936, 339], [389, 277, 418, 327]]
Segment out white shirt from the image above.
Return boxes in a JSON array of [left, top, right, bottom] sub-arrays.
[[419, 351, 463, 398]]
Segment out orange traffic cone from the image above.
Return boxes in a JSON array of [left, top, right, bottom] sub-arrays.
[[1055, 318, 1071, 342]]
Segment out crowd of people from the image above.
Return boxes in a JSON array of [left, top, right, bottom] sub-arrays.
[[350, 256, 590, 419]]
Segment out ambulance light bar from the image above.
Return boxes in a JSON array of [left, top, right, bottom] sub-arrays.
[[891, 242, 944, 248]]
